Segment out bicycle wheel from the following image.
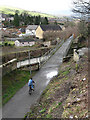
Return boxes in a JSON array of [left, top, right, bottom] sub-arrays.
[[29, 86, 32, 95]]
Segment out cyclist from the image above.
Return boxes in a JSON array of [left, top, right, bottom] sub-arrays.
[[28, 78, 35, 91]]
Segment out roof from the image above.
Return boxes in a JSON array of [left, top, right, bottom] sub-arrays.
[[16, 39, 36, 42], [40, 24, 62, 31], [26, 25, 38, 30], [19, 28, 26, 33]]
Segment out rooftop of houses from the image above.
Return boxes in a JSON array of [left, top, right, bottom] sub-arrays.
[[26, 25, 38, 30], [19, 28, 26, 33], [40, 24, 62, 31], [16, 38, 38, 42]]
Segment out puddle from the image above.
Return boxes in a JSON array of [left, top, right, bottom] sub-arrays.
[[46, 71, 58, 79]]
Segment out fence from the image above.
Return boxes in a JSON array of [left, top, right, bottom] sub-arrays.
[[2, 35, 74, 75], [63, 35, 74, 58], [6, 38, 21, 41], [39, 39, 65, 68], [1, 59, 17, 76], [17, 39, 65, 69], [17, 35, 74, 68]]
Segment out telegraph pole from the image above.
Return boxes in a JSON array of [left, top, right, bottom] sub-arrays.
[[28, 50, 31, 75]]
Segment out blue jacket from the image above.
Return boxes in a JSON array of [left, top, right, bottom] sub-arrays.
[[28, 79, 34, 88]]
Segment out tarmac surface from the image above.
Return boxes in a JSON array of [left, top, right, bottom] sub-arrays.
[[2, 36, 73, 118]]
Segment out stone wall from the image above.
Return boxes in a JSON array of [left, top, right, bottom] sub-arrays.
[[2, 60, 17, 76], [2, 48, 50, 63], [63, 35, 74, 58], [2, 51, 29, 63], [73, 49, 79, 62]]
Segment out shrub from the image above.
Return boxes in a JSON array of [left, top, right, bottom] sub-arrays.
[[46, 114, 52, 118], [39, 108, 46, 113], [4, 42, 8, 46]]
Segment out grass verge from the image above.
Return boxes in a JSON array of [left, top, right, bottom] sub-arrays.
[[2, 69, 36, 105]]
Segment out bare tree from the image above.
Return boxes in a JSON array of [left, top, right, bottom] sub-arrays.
[[43, 26, 79, 42], [72, 0, 90, 37], [72, 0, 90, 15]]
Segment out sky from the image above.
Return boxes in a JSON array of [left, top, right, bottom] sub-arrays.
[[0, 0, 74, 16]]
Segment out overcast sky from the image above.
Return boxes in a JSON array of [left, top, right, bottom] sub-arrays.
[[0, 0, 74, 16]]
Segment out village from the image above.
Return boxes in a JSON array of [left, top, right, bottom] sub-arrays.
[[0, 11, 80, 76], [0, 10, 78, 66], [0, 13, 67, 47]]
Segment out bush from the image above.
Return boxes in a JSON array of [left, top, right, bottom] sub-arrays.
[[39, 108, 46, 113], [46, 114, 52, 118], [4, 42, 8, 46], [8, 44, 11, 46], [4, 41, 15, 46]]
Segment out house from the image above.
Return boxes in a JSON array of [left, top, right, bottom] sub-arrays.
[[18, 27, 27, 37], [59, 25, 65, 31], [36, 24, 62, 39], [1, 13, 14, 22], [19, 28, 26, 33], [26, 25, 38, 36], [43, 41, 51, 47], [15, 39, 36, 47]]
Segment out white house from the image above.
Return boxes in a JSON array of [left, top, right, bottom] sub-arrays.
[[15, 39, 35, 47], [26, 25, 38, 36], [59, 25, 65, 31], [43, 41, 51, 47]]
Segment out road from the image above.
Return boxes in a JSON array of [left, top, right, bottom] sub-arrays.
[[2, 36, 73, 118]]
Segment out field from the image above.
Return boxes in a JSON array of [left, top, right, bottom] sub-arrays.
[[0, 6, 55, 18]]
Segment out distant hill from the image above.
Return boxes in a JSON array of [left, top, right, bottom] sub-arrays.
[[0, 6, 55, 18]]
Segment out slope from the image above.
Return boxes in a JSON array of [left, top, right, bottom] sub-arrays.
[[0, 6, 55, 18]]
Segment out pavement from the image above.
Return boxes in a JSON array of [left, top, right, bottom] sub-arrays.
[[2, 36, 73, 118]]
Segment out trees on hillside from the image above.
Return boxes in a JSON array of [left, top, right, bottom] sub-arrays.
[[43, 17, 49, 24], [13, 10, 20, 27], [34, 16, 41, 25], [13, 11, 49, 26]]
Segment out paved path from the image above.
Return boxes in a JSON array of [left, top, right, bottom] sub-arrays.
[[2, 36, 73, 118]]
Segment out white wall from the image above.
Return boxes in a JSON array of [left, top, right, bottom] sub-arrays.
[[15, 40, 35, 47], [15, 40, 20, 46], [43, 41, 51, 47], [26, 29, 36, 36]]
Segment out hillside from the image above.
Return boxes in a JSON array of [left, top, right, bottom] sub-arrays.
[[25, 53, 88, 119], [24, 38, 88, 119], [0, 6, 55, 18]]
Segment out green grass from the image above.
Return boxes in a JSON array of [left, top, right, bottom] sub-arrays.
[[62, 70, 70, 76], [46, 114, 52, 118], [0, 6, 55, 18], [39, 108, 46, 113], [4, 41, 15, 46], [0, 41, 15, 46], [0, 42, 2, 46], [56, 102, 62, 108], [2, 69, 36, 105]]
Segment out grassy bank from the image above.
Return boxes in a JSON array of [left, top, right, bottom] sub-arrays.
[[2, 69, 36, 105], [24, 51, 88, 119], [0, 6, 55, 18]]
